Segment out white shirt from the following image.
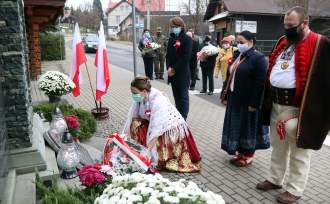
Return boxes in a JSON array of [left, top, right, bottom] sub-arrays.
[[270, 45, 296, 88]]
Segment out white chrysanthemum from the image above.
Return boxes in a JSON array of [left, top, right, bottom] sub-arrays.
[[94, 173, 226, 204], [38, 71, 75, 96], [145, 197, 161, 204], [163, 195, 179, 203]]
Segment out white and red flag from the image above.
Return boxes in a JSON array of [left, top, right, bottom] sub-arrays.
[[70, 23, 87, 97], [94, 22, 110, 101]]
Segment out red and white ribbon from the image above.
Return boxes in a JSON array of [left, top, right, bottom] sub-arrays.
[[103, 133, 151, 171]]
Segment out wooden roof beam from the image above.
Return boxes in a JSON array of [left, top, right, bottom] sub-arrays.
[[24, 0, 65, 7], [30, 16, 49, 24]]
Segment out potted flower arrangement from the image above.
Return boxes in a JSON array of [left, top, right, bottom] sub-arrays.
[[77, 164, 113, 198], [38, 71, 75, 103], [64, 115, 80, 142], [94, 172, 225, 204]]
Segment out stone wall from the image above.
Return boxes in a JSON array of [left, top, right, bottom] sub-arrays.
[[0, 0, 32, 149], [0, 80, 8, 178]]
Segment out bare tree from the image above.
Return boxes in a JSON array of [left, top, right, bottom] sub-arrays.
[[182, 0, 209, 34], [71, 2, 101, 32]]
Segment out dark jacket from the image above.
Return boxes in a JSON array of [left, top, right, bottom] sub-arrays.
[[221, 48, 268, 109], [190, 38, 200, 70], [166, 31, 193, 87]]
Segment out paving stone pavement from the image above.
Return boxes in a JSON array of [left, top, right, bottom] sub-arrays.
[[30, 39, 330, 204]]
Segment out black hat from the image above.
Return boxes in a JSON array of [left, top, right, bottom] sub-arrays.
[[204, 35, 211, 42], [239, 30, 256, 42]]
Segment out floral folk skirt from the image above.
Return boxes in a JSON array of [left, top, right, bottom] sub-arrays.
[[130, 118, 201, 173], [221, 96, 270, 155]]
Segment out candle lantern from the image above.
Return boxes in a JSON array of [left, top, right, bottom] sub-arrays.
[[56, 130, 80, 179]]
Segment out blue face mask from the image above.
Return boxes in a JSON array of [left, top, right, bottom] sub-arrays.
[[132, 93, 144, 102], [144, 32, 151, 38], [171, 27, 181, 36]]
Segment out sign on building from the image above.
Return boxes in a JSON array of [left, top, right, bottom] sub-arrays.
[[235, 20, 257, 33], [209, 23, 215, 32]]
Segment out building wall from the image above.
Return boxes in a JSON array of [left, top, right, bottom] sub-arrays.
[[0, 0, 32, 150], [108, 1, 132, 27], [0, 71, 8, 181], [128, 0, 165, 12], [119, 15, 144, 40], [109, 0, 165, 12], [230, 14, 284, 40]]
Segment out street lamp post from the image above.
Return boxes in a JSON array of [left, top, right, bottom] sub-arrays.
[[132, 0, 137, 77]]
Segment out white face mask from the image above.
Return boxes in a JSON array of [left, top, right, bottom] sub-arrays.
[[223, 44, 230, 49], [237, 43, 250, 53]]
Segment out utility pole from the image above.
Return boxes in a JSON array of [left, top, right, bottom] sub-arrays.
[[132, 0, 137, 77], [146, 0, 151, 29]]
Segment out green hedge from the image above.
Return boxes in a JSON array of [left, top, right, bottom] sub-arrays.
[[33, 103, 96, 140], [40, 32, 65, 61]]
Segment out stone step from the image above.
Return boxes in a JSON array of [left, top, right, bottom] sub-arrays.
[[13, 172, 36, 204], [38, 145, 60, 184], [0, 169, 16, 204]]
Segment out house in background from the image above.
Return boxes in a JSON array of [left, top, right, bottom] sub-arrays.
[[119, 12, 145, 40], [107, 0, 144, 39], [108, 0, 165, 12], [205, 0, 330, 55]]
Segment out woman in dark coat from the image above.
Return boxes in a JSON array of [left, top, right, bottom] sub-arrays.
[[166, 17, 192, 120], [139, 29, 155, 79], [220, 31, 269, 167]]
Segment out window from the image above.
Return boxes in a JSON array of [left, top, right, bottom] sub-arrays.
[[116, 16, 120, 24]]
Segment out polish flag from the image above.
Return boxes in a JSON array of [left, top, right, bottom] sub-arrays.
[[70, 23, 86, 97], [94, 22, 110, 101]]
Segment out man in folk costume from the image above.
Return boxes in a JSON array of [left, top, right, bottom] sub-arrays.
[[257, 6, 330, 204]]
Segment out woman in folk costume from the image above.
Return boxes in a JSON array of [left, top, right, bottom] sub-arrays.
[[220, 31, 270, 167], [122, 76, 201, 172], [214, 36, 238, 84]]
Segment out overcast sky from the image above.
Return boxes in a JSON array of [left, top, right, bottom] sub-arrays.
[[66, 0, 110, 10]]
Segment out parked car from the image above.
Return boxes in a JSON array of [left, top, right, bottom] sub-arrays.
[[83, 34, 98, 53]]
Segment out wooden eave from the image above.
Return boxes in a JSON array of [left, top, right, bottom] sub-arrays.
[[24, 0, 66, 30]]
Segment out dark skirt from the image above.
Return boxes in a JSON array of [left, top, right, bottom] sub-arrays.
[[221, 95, 270, 155]]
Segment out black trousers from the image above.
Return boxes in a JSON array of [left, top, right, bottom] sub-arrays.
[[143, 57, 154, 79], [201, 65, 214, 92], [190, 59, 197, 88], [171, 84, 189, 120]]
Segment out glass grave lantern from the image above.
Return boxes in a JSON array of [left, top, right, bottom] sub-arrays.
[[57, 130, 80, 179]]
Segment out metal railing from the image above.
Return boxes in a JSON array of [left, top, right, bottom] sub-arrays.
[[255, 40, 277, 56]]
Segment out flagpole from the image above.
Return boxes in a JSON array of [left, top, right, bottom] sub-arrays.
[[84, 62, 99, 110]]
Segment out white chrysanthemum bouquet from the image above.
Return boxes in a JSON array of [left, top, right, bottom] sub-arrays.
[[38, 71, 75, 96], [94, 173, 225, 204]]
